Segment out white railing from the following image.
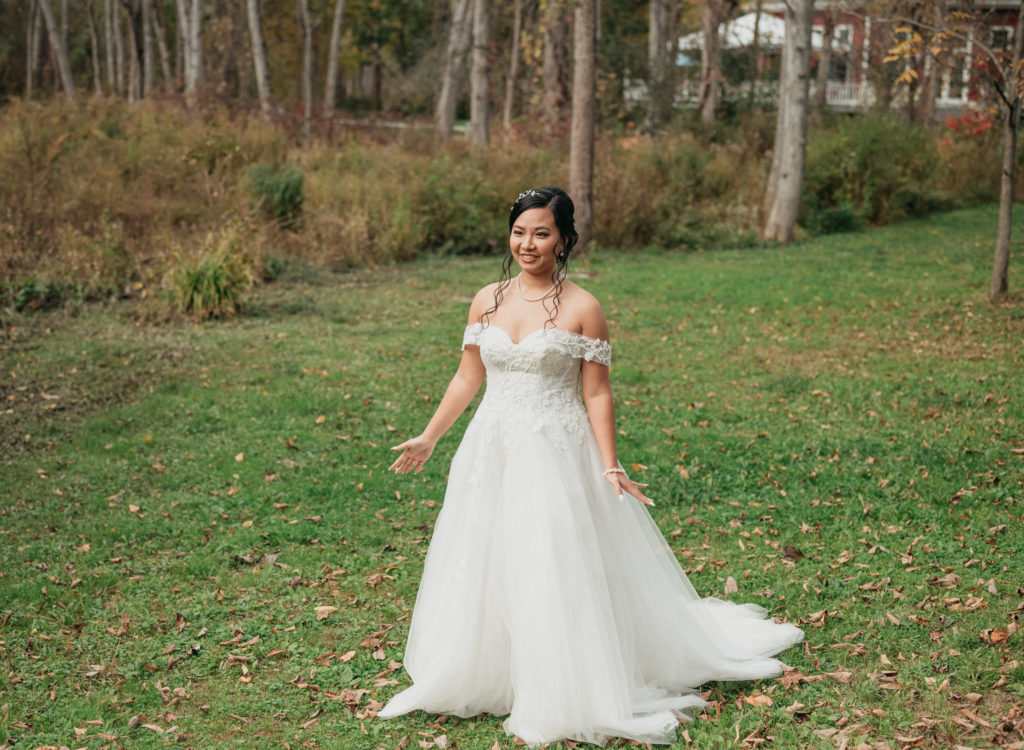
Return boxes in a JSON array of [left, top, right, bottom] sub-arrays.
[[825, 82, 862, 106], [627, 78, 891, 113]]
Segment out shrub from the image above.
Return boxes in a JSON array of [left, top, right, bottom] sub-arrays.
[[4, 276, 66, 312], [801, 114, 956, 231], [247, 163, 305, 228], [170, 227, 256, 320], [0, 100, 1010, 302]]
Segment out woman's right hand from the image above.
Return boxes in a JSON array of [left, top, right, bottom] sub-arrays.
[[390, 435, 436, 474]]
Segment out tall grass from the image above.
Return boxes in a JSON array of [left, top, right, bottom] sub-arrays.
[[0, 99, 1010, 313]]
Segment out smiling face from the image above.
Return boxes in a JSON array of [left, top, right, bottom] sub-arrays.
[[510, 207, 563, 276]]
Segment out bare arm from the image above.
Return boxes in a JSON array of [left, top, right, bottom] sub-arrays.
[[390, 290, 489, 474], [580, 301, 653, 506]]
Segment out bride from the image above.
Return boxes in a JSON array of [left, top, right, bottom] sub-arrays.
[[380, 187, 803, 746]]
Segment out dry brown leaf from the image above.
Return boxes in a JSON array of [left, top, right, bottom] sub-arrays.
[[743, 693, 773, 707], [930, 572, 961, 588], [315, 605, 338, 621], [724, 576, 738, 595], [981, 627, 1010, 644]]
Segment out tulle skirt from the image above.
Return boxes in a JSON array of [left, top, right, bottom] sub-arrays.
[[379, 412, 804, 746]]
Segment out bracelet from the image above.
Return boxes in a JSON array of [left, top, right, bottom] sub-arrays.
[[603, 467, 626, 476]]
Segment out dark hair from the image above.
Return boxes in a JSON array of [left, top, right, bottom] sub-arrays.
[[483, 187, 578, 327]]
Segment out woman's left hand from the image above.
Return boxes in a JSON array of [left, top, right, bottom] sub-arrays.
[[604, 471, 654, 506]]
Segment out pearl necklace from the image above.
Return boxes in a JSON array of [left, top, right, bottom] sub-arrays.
[[515, 274, 560, 302]]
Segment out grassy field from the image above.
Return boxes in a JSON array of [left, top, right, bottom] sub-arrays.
[[2, 203, 1023, 750]]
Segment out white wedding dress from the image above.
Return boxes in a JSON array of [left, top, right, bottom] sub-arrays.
[[379, 323, 804, 747]]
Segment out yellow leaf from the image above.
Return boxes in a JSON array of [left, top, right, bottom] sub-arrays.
[[315, 415, 326, 424], [235, 452, 244, 462]]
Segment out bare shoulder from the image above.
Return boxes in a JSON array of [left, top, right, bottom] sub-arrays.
[[467, 282, 501, 324], [560, 281, 609, 340]]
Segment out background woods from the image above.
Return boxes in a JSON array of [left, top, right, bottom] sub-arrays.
[[0, 5, 1023, 747], [0, 0, 1021, 314]]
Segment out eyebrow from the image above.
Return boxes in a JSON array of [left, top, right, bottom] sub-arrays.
[[512, 223, 553, 232]]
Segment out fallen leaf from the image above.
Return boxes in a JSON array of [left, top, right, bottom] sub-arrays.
[[743, 693, 773, 707], [315, 605, 338, 621], [724, 576, 738, 595], [980, 627, 1009, 644]]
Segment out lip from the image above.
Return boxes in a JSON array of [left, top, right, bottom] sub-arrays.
[[518, 254, 539, 263]]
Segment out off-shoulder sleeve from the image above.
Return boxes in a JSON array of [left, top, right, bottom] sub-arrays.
[[461, 322, 484, 350], [570, 335, 612, 367]]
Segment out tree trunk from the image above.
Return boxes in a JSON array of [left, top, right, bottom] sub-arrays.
[[324, 0, 346, 113], [763, 0, 813, 242], [990, 0, 1024, 301], [373, 50, 382, 110], [26, 0, 40, 100], [469, 0, 490, 143], [125, 0, 141, 102], [569, 0, 597, 253], [502, 0, 523, 132], [921, 52, 937, 123], [751, 0, 762, 81], [699, 0, 722, 123], [176, 0, 202, 106], [814, 8, 835, 110], [113, 0, 125, 95], [88, 0, 104, 94], [246, 0, 273, 119], [645, 0, 672, 131], [150, 0, 172, 88], [297, 0, 314, 141], [436, 0, 472, 138], [141, 0, 154, 94], [543, 0, 570, 135], [188, 0, 202, 99], [37, 0, 76, 103], [104, 0, 115, 89]]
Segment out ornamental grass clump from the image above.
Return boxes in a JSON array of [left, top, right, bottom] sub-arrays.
[[171, 227, 256, 320]]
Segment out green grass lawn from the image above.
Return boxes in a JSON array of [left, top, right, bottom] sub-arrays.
[[2, 204, 1023, 749]]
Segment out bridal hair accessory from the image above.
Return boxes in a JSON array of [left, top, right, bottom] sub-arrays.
[[515, 273, 562, 302], [512, 189, 541, 209]]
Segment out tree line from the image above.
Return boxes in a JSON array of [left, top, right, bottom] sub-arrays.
[[1, 0, 1021, 300]]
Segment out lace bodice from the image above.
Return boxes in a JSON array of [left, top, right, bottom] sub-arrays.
[[462, 323, 611, 368], [460, 323, 611, 456]]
